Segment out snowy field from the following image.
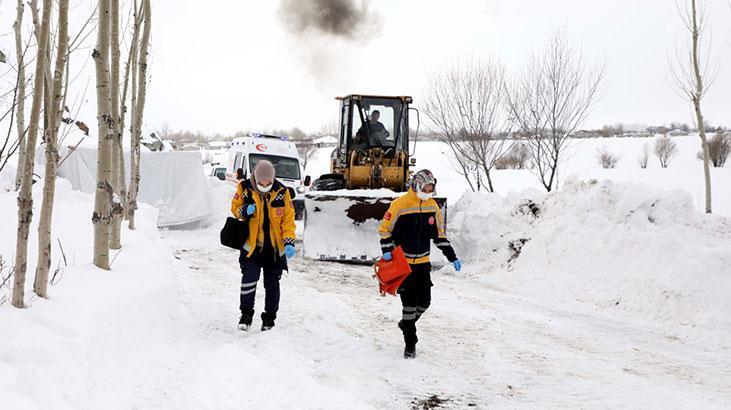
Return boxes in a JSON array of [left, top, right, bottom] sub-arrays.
[[1, 134, 730, 408]]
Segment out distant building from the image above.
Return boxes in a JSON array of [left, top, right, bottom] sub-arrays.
[[668, 130, 689, 136]]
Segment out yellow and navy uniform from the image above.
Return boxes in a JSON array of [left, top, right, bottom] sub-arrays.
[[230, 179, 296, 259], [378, 189, 456, 265]]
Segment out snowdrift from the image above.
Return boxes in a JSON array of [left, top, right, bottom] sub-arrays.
[[0, 178, 182, 408], [449, 178, 731, 336], [41, 145, 214, 227]]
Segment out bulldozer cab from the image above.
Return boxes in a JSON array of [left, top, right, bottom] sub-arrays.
[[333, 95, 412, 191]]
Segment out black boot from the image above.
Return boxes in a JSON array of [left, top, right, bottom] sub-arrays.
[[261, 312, 276, 331], [398, 320, 418, 359], [404, 342, 416, 359], [238, 309, 254, 331]]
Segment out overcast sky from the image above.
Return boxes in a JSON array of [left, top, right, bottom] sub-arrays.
[[3, 0, 731, 136]]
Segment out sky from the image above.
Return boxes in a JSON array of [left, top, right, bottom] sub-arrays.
[[2, 0, 731, 137]]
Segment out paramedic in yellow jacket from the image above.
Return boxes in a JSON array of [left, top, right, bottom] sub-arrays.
[[379, 169, 462, 358], [230, 160, 296, 331]]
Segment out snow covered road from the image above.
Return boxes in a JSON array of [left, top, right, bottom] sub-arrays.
[[2, 181, 728, 409], [156, 224, 731, 409]]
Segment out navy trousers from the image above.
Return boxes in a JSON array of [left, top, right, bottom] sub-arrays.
[[398, 263, 432, 344], [239, 252, 282, 314]]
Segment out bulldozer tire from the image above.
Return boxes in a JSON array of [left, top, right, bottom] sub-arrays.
[[312, 174, 345, 191]]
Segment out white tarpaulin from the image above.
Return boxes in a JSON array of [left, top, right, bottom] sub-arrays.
[[44, 145, 213, 227]]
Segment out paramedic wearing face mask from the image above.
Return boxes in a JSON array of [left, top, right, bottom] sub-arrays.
[[230, 160, 297, 331], [378, 169, 462, 358]]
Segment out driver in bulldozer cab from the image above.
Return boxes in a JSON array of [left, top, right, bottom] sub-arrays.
[[356, 110, 391, 148], [351, 132, 369, 154]]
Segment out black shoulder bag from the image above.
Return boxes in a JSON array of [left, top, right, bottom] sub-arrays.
[[220, 216, 248, 250]]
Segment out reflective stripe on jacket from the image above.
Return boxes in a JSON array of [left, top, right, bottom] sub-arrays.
[[378, 189, 456, 265]]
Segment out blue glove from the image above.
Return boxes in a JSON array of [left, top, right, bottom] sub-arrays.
[[453, 259, 462, 272], [245, 204, 256, 216], [382, 252, 392, 261], [284, 245, 296, 259]]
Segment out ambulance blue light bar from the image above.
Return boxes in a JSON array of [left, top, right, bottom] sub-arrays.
[[250, 133, 289, 141]]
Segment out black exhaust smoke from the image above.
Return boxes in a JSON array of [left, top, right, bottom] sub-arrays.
[[278, 0, 381, 41]]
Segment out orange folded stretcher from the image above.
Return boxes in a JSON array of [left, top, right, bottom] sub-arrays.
[[373, 246, 412, 296]]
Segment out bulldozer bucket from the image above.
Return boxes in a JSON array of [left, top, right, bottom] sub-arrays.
[[303, 190, 448, 263]]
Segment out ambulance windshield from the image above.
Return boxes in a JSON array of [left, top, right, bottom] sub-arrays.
[[249, 154, 301, 180]]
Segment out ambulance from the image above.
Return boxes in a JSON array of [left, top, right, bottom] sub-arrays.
[[226, 133, 310, 219]]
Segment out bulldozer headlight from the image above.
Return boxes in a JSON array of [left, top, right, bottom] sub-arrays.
[[297, 186, 306, 194]]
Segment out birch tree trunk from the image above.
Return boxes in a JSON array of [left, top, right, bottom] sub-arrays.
[[34, 0, 69, 298], [690, 0, 712, 214], [13, 0, 27, 191], [92, 0, 113, 269], [128, 0, 151, 230], [28, 1, 54, 135], [12, 0, 53, 308], [108, 0, 123, 249], [118, 0, 142, 222], [671, 0, 714, 213], [127, 28, 139, 225]]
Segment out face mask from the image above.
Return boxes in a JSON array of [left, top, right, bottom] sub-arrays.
[[417, 190, 434, 201], [257, 183, 272, 193]]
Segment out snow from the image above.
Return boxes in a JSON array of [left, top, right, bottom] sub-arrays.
[[303, 189, 450, 262], [449, 179, 731, 341], [303, 194, 387, 260], [162, 184, 731, 408], [0, 164, 16, 192], [0, 178, 175, 408], [1, 132, 730, 408]]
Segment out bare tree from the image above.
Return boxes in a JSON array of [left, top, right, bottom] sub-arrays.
[[0, 255, 14, 306], [708, 133, 729, 167], [696, 132, 730, 167], [34, 0, 70, 298], [422, 57, 511, 192], [297, 140, 319, 169], [0, 80, 25, 176], [670, 0, 717, 213], [596, 147, 620, 169], [600, 123, 624, 138], [128, 0, 151, 230], [108, 0, 124, 249], [12, 0, 53, 308], [495, 141, 530, 170], [118, 0, 143, 223], [126, 4, 141, 225], [506, 29, 606, 191], [13, 0, 27, 190], [27, 1, 54, 136], [638, 142, 650, 169], [511, 141, 530, 169], [92, 0, 114, 269], [654, 136, 679, 168]]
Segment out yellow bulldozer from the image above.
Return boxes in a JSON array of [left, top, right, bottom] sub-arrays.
[[303, 94, 447, 262]]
